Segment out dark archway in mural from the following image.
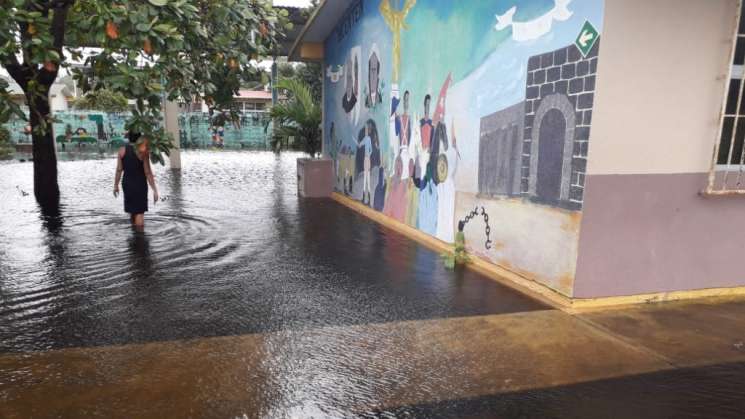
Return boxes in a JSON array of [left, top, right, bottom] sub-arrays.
[[536, 109, 566, 204], [528, 93, 576, 206]]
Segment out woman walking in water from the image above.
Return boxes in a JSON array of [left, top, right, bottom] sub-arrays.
[[114, 132, 159, 228]]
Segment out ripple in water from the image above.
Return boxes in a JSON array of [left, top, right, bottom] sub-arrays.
[[0, 150, 543, 355]]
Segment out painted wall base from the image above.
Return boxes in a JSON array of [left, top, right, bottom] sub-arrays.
[[456, 192, 580, 297], [576, 172, 745, 298], [332, 192, 745, 312]]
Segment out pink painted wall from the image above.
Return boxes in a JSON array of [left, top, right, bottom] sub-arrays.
[[575, 173, 745, 298], [574, 0, 745, 298]]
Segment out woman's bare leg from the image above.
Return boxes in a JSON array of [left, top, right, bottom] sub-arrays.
[[133, 213, 145, 229]]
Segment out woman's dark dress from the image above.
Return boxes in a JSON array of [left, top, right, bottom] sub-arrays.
[[122, 144, 148, 214]]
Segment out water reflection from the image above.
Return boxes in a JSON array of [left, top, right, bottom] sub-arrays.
[[0, 151, 544, 353], [128, 231, 153, 278]]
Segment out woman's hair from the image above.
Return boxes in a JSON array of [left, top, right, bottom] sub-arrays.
[[127, 131, 142, 143]]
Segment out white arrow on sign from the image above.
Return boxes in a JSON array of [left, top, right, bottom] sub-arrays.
[[578, 30, 594, 48]]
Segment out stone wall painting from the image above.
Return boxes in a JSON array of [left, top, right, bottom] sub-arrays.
[[323, 0, 604, 296], [478, 103, 524, 197]]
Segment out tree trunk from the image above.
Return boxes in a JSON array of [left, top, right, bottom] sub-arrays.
[[28, 88, 60, 215]]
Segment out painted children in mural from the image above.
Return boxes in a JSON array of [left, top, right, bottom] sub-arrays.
[[358, 120, 374, 205], [341, 56, 357, 113], [365, 49, 383, 109]]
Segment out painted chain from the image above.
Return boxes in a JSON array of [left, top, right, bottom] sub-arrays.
[[459, 206, 493, 250]]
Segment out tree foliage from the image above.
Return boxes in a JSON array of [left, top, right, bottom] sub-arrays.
[[277, 61, 321, 103], [0, 126, 13, 160], [0, 0, 288, 187], [268, 78, 321, 157], [0, 78, 25, 124], [72, 87, 129, 112]]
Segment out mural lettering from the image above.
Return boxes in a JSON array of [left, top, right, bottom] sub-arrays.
[[336, 0, 365, 43]]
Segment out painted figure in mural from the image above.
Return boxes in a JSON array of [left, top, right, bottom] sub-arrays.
[[373, 166, 387, 211], [417, 175, 438, 235], [358, 120, 375, 205], [390, 94, 402, 172], [430, 122, 448, 185], [326, 64, 344, 83], [379, 0, 417, 83], [428, 74, 452, 185], [328, 122, 339, 183], [342, 56, 357, 113], [64, 124, 73, 142], [354, 56, 359, 98], [365, 49, 383, 109], [434, 121, 457, 242], [400, 90, 412, 147], [392, 90, 412, 181], [420, 94, 433, 150]]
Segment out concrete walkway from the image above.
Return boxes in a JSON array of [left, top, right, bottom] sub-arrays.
[[2, 297, 745, 418]]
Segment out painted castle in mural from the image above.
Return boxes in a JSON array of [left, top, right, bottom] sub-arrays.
[[324, 0, 604, 296]]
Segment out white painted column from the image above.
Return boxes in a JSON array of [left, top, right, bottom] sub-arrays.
[[164, 99, 181, 169]]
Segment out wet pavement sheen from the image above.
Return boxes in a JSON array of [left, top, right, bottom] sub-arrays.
[[2, 152, 745, 418], [0, 151, 543, 353]]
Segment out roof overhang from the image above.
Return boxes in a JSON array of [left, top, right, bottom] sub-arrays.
[[288, 0, 353, 62]]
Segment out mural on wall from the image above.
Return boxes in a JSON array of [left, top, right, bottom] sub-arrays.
[[324, 0, 603, 296]]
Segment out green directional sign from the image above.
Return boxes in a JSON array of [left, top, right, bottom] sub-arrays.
[[575, 20, 599, 58]]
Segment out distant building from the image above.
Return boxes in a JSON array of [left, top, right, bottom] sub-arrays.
[[179, 88, 273, 114], [2, 75, 77, 113]]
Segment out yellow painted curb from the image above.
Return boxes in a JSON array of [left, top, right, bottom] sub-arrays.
[[330, 192, 745, 312], [568, 286, 745, 312]]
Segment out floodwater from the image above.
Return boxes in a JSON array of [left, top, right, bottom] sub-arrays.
[[2, 152, 745, 418], [0, 151, 543, 353]]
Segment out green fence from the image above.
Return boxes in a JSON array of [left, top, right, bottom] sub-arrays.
[[4, 111, 129, 146], [178, 112, 272, 149], [3, 110, 272, 150]]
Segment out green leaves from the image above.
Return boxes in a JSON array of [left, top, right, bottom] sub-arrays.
[[2, 0, 287, 165], [72, 89, 129, 113], [269, 79, 322, 157]]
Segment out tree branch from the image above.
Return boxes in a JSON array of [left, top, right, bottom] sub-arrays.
[[51, 0, 73, 53], [38, 0, 73, 86], [5, 56, 32, 90]]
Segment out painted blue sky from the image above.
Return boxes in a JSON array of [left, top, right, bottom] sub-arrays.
[[398, 0, 605, 118], [323, 0, 606, 161]]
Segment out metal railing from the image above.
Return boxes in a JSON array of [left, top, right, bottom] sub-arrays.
[[705, 0, 745, 195]]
